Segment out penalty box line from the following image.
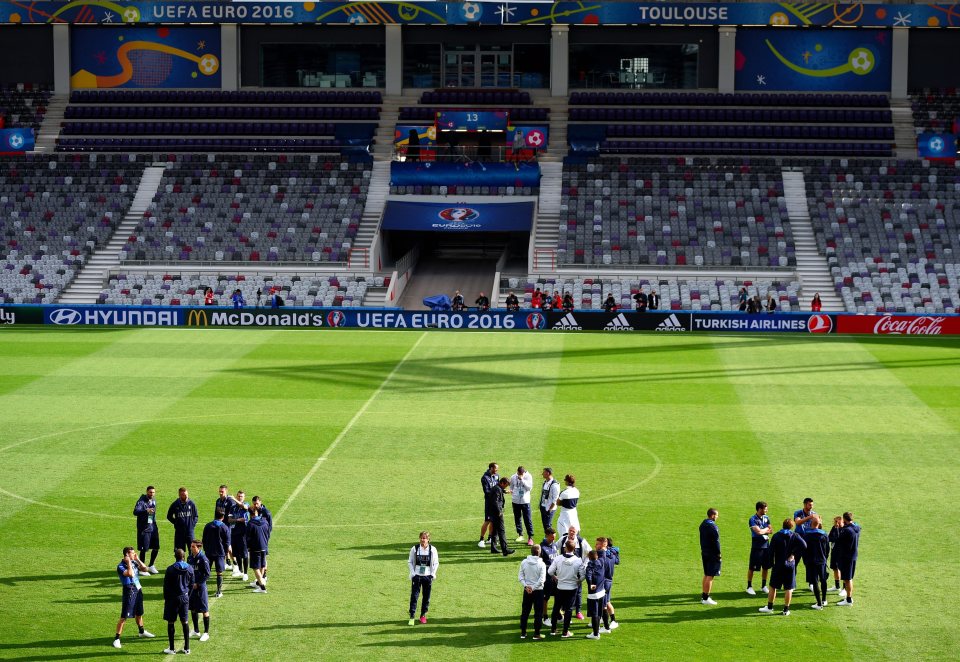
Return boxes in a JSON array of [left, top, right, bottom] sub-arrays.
[[274, 331, 427, 522]]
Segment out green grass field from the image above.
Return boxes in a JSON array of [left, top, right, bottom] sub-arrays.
[[0, 328, 958, 661]]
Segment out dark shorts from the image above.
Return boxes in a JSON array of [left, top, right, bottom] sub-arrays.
[[769, 562, 797, 591], [189, 584, 209, 613], [120, 587, 144, 619], [586, 597, 604, 617], [484, 509, 496, 523], [137, 526, 159, 551], [163, 598, 189, 622], [232, 535, 248, 557], [701, 555, 721, 577], [603, 580, 613, 606], [839, 559, 856, 581], [174, 530, 194, 554], [210, 555, 226, 573], [249, 551, 267, 570], [805, 562, 828, 585], [749, 546, 768, 572], [829, 551, 839, 571], [543, 577, 557, 598]]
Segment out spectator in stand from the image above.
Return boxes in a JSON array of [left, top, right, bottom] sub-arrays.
[[738, 287, 748, 312], [451, 290, 465, 312], [752, 295, 763, 314], [602, 294, 617, 313], [811, 294, 822, 312], [255, 288, 263, 308], [531, 288, 543, 309], [475, 292, 490, 312], [562, 292, 575, 313], [552, 291, 562, 310], [406, 129, 421, 162], [765, 294, 777, 314], [505, 292, 520, 312], [270, 288, 284, 308], [541, 292, 553, 312], [633, 288, 648, 312], [204, 288, 215, 306], [230, 289, 245, 309], [648, 290, 660, 310]]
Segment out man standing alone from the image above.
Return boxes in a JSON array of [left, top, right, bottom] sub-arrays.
[[699, 508, 721, 605], [510, 466, 534, 545], [166, 488, 198, 559], [408, 531, 439, 625]]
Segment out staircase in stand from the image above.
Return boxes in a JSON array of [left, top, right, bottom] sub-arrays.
[[32, 95, 68, 153], [57, 165, 167, 304], [889, 99, 918, 159], [781, 168, 845, 312]]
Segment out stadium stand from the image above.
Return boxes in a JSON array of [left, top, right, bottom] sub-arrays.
[[390, 185, 538, 195], [501, 275, 800, 312], [123, 154, 371, 265], [558, 158, 795, 269], [57, 90, 380, 152], [399, 88, 549, 123], [99, 272, 383, 307], [0, 154, 144, 303], [568, 92, 894, 156], [0, 83, 50, 134], [910, 88, 960, 135], [805, 159, 960, 313]]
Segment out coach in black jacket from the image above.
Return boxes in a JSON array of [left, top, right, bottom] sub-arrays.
[[485, 478, 515, 557]]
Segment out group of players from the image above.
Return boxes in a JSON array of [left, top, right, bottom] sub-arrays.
[[408, 463, 622, 640], [114, 485, 273, 653], [699, 497, 862, 616]]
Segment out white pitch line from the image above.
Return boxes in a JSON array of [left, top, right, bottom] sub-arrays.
[[274, 331, 427, 522]]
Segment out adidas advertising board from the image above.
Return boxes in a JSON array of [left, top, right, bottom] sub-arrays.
[[552, 312, 582, 331], [655, 314, 687, 332], [603, 313, 634, 331]]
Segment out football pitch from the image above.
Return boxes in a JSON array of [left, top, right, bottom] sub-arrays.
[[0, 327, 958, 661]]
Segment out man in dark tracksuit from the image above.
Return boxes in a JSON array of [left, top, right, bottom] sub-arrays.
[[252, 496, 272, 581], [801, 516, 830, 609], [834, 512, 861, 607], [539, 529, 559, 627], [478, 463, 500, 548], [760, 519, 807, 616], [598, 537, 620, 628], [166, 487, 199, 558], [486, 477, 515, 557], [699, 508, 721, 605], [162, 549, 194, 655], [246, 506, 271, 593], [133, 486, 160, 572], [202, 513, 231, 598], [187, 540, 211, 641]]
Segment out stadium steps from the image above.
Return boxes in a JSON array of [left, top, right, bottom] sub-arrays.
[[536, 95, 568, 164], [397, 256, 496, 310], [357, 160, 391, 266], [532, 161, 563, 269], [57, 165, 167, 304], [373, 94, 418, 162], [890, 100, 919, 159], [363, 285, 389, 307], [781, 168, 845, 312], [32, 95, 68, 153]]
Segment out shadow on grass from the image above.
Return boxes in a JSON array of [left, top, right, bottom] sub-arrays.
[[614, 591, 773, 623], [340, 539, 512, 566], [0, 635, 158, 660], [219, 336, 960, 394], [0, 570, 118, 589]]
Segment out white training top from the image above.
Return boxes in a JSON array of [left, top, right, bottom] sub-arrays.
[[408, 544, 439, 580], [518, 555, 547, 590], [510, 472, 533, 505]]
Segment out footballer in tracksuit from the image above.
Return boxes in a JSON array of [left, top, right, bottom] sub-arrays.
[[801, 516, 830, 609], [214, 485, 237, 569], [834, 512, 861, 606], [547, 541, 586, 637], [760, 519, 807, 616], [246, 506, 271, 593], [229, 492, 251, 580], [166, 488, 198, 559], [187, 540, 211, 641], [114, 546, 155, 649], [478, 463, 500, 548], [560, 528, 591, 619], [518, 546, 547, 639], [598, 537, 620, 628], [162, 549, 194, 654], [133, 487, 160, 572], [202, 512, 231, 598], [584, 551, 609, 639], [408, 531, 439, 625], [252, 496, 272, 580], [539, 529, 560, 627]]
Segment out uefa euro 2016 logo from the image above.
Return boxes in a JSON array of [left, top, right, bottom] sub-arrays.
[[438, 208, 480, 223], [526, 313, 546, 329], [326, 311, 346, 327]]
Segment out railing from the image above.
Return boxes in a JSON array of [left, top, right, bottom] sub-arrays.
[[393, 144, 541, 164], [348, 247, 369, 271], [533, 248, 555, 271], [554, 262, 795, 274], [121, 260, 347, 267]]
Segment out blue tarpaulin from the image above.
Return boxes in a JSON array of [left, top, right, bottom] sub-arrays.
[[423, 294, 452, 311], [382, 201, 535, 233]]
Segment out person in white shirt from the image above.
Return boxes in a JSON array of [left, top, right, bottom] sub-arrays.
[[556, 474, 581, 535], [539, 468, 560, 533], [547, 540, 586, 638], [517, 545, 547, 639], [407, 531, 439, 626], [510, 466, 535, 545], [560, 526, 592, 620]]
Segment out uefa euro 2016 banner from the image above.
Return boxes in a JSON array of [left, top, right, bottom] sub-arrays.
[[381, 200, 535, 233], [2, 2, 959, 27], [2, 304, 960, 334]]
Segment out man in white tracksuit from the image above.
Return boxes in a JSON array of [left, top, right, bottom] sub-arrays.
[[510, 466, 534, 545], [518, 544, 547, 639], [547, 540, 586, 638]]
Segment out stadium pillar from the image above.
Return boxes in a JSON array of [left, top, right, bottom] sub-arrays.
[[550, 25, 568, 97], [386, 24, 402, 96], [53, 24, 70, 95], [890, 27, 909, 100], [717, 27, 736, 93], [220, 25, 239, 91]]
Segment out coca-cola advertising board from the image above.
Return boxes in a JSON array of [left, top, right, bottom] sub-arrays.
[[836, 315, 960, 335]]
